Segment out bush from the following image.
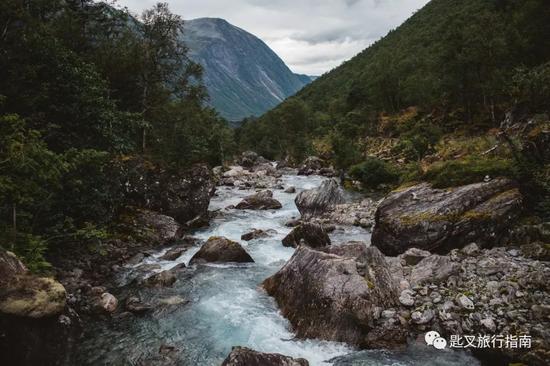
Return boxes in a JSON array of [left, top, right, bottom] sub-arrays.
[[12, 234, 51, 273], [349, 158, 400, 189], [422, 157, 516, 188], [395, 119, 443, 160]]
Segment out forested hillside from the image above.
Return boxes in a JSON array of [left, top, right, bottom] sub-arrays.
[[0, 0, 234, 269], [238, 0, 550, 217]]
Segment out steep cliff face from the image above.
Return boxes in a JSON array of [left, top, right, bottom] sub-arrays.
[[181, 18, 312, 121]]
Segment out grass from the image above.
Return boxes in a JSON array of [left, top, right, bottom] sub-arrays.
[[421, 157, 517, 188]]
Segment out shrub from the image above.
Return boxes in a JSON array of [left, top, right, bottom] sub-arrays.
[[395, 118, 443, 160], [349, 158, 400, 189], [422, 157, 516, 188]]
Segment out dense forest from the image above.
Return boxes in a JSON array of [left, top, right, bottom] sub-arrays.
[[238, 0, 550, 217], [0, 0, 235, 269]]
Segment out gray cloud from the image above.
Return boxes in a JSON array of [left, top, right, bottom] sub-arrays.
[[116, 0, 429, 75]]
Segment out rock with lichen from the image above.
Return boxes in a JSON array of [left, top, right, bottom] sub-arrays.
[[372, 178, 523, 255]]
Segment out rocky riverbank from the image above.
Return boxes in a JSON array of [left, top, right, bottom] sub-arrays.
[[212, 153, 549, 365], [2, 152, 548, 366], [1, 159, 216, 365]]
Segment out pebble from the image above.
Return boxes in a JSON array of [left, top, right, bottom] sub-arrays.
[[430, 291, 442, 304], [456, 294, 475, 310], [462, 243, 480, 256], [411, 309, 434, 325], [399, 289, 415, 307]]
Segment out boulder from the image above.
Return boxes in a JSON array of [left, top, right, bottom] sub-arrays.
[[0, 250, 27, 284], [0, 305, 78, 366], [221, 346, 309, 366], [409, 255, 460, 286], [0, 250, 78, 366], [253, 163, 280, 177], [137, 210, 183, 245], [372, 178, 523, 255], [295, 179, 345, 219], [297, 156, 325, 176], [284, 186, 296, 194], [0, 275, 67, 318], [241, 229, 275, 241], [282, 222, 331, 248], [159, 247, 186, 261], [322, 241, 367, 259], [237, 151, 269, 168], [92, 292, 118, 314], [263, 246, 398, 347], [125, 296, 153, 314], [122, 159, 214, 226], [399, 248, 431, 266], [319, 167, 336, 177], [285, 219, 301, 227], [190, 237, 254, 264], [145, 271, 176, 287], [236, 190, 282, 210]]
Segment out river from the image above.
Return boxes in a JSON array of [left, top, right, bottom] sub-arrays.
[[76, 174, 480, 366]]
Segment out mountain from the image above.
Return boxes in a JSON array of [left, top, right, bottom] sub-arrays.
[[181, 18, 312, 122]]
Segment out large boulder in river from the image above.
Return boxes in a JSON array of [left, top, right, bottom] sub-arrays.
[[241, 229, 276, 241], [371, 178, 523, 255], [236, 190, 282, 210], [221, 346, 309, 366], [190, 237, 254, 264], [282, 222, 331, 248], [295, 179, 344, 219], [263, 245, 399, 347]]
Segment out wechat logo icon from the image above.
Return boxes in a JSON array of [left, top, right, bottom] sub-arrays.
[[425, 331, 447, 350]]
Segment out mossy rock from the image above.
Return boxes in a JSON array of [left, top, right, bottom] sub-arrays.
[[0, 275, 66, 318]]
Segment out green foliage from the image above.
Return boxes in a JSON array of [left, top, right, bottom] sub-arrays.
[[331, 131, 361, 172], [349, 158, 400, 189], [13, 234, 51, 273], [237, 99, 314, 162], [0, 1, 235, 270], [422, 158, 516, 188], [509, 62, 550, 113], [394, 119, 443, 160]]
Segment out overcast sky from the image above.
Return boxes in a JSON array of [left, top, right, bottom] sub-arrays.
[[115, 0, 430, 75]]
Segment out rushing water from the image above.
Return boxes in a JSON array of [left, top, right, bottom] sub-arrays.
[[76, 175, 480, 366]]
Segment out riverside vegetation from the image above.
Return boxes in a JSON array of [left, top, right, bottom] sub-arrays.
[[237, 0, 550, 219], [0, 0, 549, 366]]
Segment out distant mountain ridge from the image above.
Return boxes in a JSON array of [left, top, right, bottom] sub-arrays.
[[181, 18, 313, 121]]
